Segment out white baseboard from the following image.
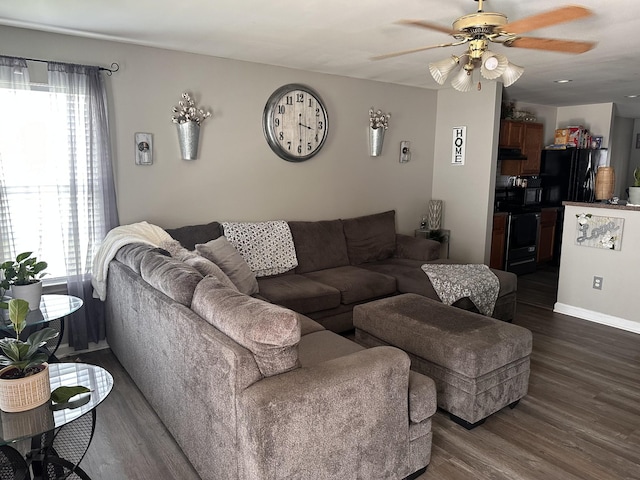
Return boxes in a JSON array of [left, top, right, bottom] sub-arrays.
[[56, 340, 110, 360], [553, 303, 640, 335]]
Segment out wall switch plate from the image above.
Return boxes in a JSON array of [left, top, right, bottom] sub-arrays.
[[135, 132, 153, 165], [399, 141, 411, 163], [593, 276, 603, 290]]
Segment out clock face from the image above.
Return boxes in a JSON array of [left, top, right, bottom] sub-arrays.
[[263, 84, 329, 162]]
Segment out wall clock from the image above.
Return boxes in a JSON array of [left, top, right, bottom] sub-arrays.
[[263, 84, 329, 162]]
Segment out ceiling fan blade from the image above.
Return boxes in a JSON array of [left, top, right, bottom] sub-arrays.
[[500, 6, 593, 35], [396, 19, 460, 36], [371, 42, 461, 61], [506, 37, 596, 54]]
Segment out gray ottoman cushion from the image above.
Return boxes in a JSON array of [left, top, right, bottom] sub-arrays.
[[354, 293, 532, 425]]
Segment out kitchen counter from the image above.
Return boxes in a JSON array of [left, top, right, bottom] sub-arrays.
[[563, 201, 640, 212]]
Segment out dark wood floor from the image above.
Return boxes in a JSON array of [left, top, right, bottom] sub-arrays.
[[74, 267, 640, 480]]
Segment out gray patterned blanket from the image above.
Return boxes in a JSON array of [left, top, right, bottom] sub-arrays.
[[420, 263, 499, 316]]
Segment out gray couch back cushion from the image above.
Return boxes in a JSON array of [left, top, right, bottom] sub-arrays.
[[192, 276, 301, 377], [140, 250, 204, 307], [165, 221, 224, 250], [114, 243, 158, 274], [196, 237, 259, 296], [288, 219, 350, 274], [342, 210, 397, 265]]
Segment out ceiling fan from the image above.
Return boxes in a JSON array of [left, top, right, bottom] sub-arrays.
[[372, 0, 597, 92]]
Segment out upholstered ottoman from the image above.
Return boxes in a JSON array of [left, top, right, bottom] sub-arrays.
[[354, 293, 532, 429]]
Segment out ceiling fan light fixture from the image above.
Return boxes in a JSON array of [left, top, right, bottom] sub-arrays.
[[428, 55, 460, 85], [501, 61, 524, 87], [450, 65, 475, 92], [480, 51, 508, 80]]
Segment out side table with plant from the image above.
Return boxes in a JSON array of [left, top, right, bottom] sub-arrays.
[[0, 298, 58, 412], [0, 252, 48, 310]]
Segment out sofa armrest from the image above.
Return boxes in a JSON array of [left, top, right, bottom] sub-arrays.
[[395, 233, 441, 261], [237, 346, 413, 479]]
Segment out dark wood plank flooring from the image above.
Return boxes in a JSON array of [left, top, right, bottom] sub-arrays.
[[73, 267, 640, 480]]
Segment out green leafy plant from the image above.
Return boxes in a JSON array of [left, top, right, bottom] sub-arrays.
[[633, 167, 640, 187], [0, 298, 58, 378], [1, 252, 48, 287]]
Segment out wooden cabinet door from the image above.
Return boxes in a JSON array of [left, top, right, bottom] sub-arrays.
[[537, 208, 557, 263], [499, 120, 524, 148], [490, 213, 508, 269], [521, 122, 543, 175]]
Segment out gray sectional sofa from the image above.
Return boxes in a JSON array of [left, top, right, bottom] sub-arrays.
[[166, 210, 517, 332], [105, 243, 437, 480]]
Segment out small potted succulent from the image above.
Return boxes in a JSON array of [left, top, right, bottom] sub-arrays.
[[628, 167, 640, 205], [0, 298, 58, 412], [0, 252, 48, 310]]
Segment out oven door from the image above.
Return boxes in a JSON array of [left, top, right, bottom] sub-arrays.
[[505, 212, 540, 275]]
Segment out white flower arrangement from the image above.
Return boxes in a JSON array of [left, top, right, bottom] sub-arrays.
[[369, 107, 391, 130], [171, 92, 212, 126], [599, 234, 617, 249]]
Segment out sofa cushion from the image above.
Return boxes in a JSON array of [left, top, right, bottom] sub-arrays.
[[140, 250, 204, 307], [114, 243, 158, 274], [288, 220, 350, 274], [191, 276, 301, 377], [363, 258, 516, 298], [342, 210, 397, 265], [166, 221, 224, 250], [257, 274, 341, 313], [184, 255, 239, 292], [303, 266, 396, 305], [196, 237, 259, 296]]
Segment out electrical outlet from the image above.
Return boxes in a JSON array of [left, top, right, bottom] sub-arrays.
[[593, 276, 603, 290]]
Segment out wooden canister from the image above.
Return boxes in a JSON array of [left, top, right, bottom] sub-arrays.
[[595, 166, 615, 200]]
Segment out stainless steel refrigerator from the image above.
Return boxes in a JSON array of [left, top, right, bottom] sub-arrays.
[[540, 148, 608, 205]]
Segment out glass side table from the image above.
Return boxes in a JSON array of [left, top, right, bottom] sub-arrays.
[[415, 228, 450, 259], [0, 295, 83, 360], [0, 363, 113, 479]]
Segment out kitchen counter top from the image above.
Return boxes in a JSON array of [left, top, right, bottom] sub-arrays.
[[563, 201, 640, 212]]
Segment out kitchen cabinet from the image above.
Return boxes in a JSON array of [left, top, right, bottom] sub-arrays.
[[500, 120, 543, 176], [537, 207, 558, 264], [490, 213, 508, 270]]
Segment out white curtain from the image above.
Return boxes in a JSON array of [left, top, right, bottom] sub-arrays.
[[0, 57, 119, 350], [0, 57, 30, 265]]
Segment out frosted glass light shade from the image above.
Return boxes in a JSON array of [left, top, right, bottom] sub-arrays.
[[450, 66, 475, 92], [480, 51, 508, 80], [428, 56, 460, 85], [501, 61, 524, 87]]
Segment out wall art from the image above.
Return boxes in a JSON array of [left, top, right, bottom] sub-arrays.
[[574, 213, 624, 250]]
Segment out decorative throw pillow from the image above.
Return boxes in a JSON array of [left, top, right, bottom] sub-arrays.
[[191, 276, 300, 377], [196, 237, 259, 296], [342, 210, 397, 265]]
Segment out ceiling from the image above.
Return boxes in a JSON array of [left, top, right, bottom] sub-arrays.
[[2, 0, 640, 117]]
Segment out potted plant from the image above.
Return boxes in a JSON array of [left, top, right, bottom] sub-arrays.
[[629, 167, 640, 205], [0, 298, 58, 412], [171, 92, 212, 160], [0, 252, 48, 310]]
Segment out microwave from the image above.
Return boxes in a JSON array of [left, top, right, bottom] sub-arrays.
[[522, 187, 543, 205]]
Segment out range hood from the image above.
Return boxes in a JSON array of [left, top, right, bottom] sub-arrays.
[[498, 147, 527, 160]]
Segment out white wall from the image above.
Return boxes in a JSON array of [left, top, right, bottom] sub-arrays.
[[431, 83, 502, 263], [556, 204, 640, 332], [556, 103, 614, 148], [610, 116, 634, 198], [0, 26, 438, 235]]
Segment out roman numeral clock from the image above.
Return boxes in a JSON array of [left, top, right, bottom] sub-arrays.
[[262, 84, 329, 162]]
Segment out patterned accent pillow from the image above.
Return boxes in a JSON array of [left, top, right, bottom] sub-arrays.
[[221, 221, 298, 277], [196, 237, 259, 296]]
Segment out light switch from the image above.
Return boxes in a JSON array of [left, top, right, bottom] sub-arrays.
[[399, 141, 411, 163], [135, 132, 153, 165]]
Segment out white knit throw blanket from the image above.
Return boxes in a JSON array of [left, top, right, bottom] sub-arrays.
[[420, 263, 499, 316], [91, 221, 173, 301], [222, 221, 298, 277]]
